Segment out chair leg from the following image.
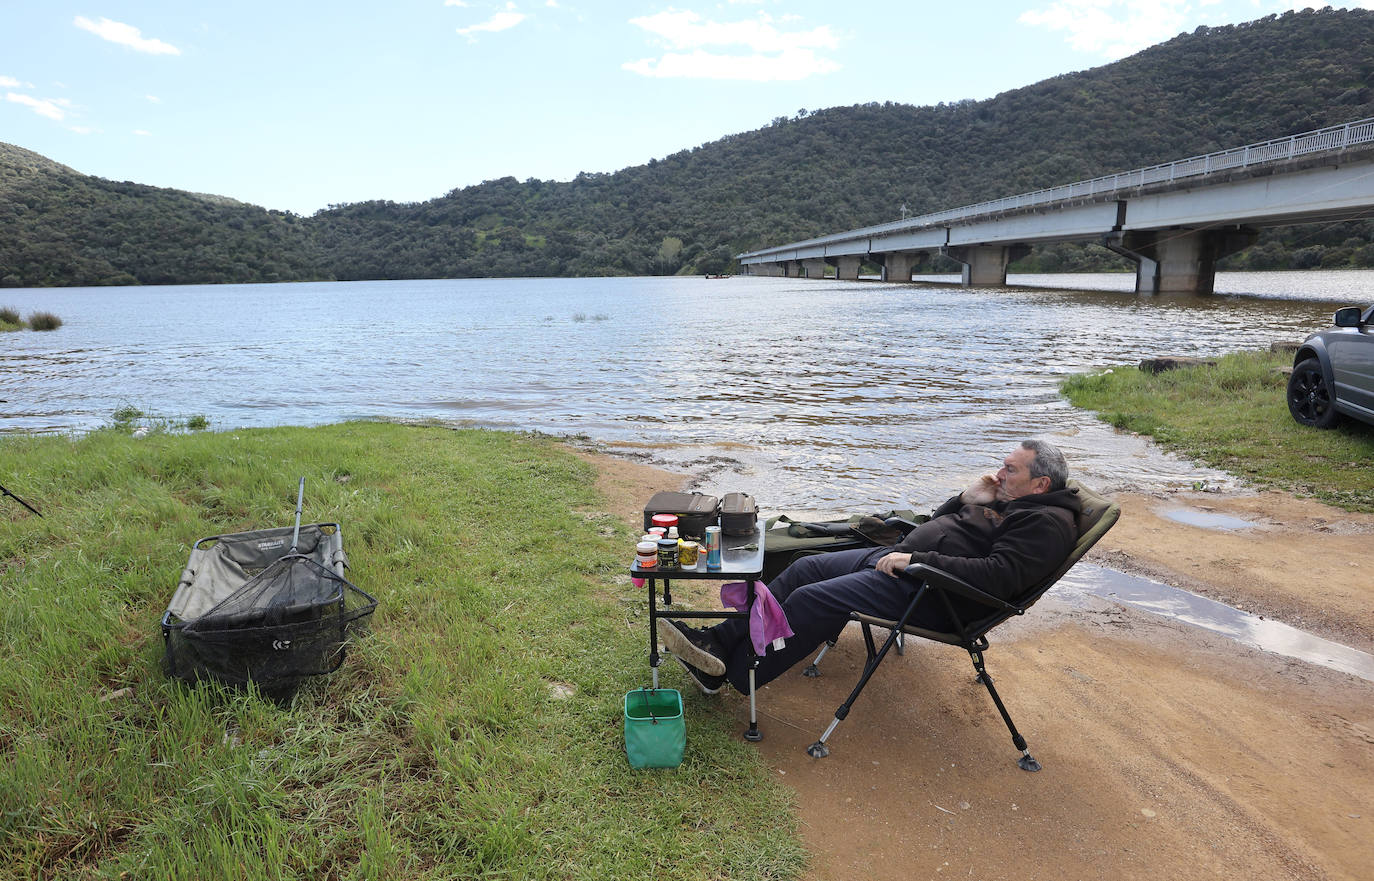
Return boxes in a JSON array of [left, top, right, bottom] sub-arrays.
[[806, 625, 903, 757], [808, 587, 929, 758], [801, 638, 837, 678], [969, 650, 1041, 772]]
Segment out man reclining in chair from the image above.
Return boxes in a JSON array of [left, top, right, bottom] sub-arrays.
[[658, 439, 1081, 695]]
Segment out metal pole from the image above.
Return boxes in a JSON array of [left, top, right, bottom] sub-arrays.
[[289, 477, 305, 553], [0, 484, 42, 517], [744, 667, 761, 741]]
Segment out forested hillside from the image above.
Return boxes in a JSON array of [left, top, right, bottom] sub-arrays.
[[0, 145, 323, 287], [2, 7, 1372, 287]]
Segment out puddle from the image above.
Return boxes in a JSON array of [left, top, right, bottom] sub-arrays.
[[1158, 507, 1259, 531], [1056, 564, 1374, 683]]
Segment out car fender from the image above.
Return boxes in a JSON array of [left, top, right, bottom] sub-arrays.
[[1293, 336, 1336, 390]]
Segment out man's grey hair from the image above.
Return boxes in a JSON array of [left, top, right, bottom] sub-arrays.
[[1020, 439, 1069, 492]]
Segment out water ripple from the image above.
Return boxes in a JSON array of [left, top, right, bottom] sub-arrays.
[[2, 273, 1370, 509]]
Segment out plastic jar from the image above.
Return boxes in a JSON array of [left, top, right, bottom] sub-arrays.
[[657, 538, 680, 569]]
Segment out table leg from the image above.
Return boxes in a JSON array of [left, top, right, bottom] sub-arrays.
[[743, 581, 763, 741], [744, 665, 762, 741], [648, 576, 660, 683]]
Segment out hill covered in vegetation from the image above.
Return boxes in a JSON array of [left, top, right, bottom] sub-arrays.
[[0, 144, 322, 287], [2, 7, 1371, 287]]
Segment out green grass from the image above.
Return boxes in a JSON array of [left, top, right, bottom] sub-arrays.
[[0, 422, 805, 880], [105, 405, 211, 435], [0, 309, 65, 331], [25, 311, 62, 331], [1061, 349, 1374, 511]]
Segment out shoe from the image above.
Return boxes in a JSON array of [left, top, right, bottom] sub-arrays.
[[657, 618, 727, 677], [672, 654, 726, 695]]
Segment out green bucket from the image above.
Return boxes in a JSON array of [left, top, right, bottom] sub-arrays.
[[623, 688, 685, 769]]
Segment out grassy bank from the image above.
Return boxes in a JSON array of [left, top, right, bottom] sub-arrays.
[[1061, 349, 1374, 511], [0, 422, 804, 880]]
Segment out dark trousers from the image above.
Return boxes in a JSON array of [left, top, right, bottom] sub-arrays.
[[711, 547, 945, 693]]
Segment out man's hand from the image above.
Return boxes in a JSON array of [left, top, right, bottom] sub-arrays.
[[960, 474, 999, 506], [875, 552, 913, 577]]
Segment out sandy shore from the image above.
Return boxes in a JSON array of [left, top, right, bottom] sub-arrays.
[[579, 448, 1374, 881]]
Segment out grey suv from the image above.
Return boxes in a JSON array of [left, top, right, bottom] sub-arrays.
[[1287, 304, 1374, 428]]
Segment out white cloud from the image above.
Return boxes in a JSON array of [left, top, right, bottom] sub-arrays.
[[456, 11, 528, 38], [6, 92, 70, 121], [74, 16, 182, 55], [134, 129, 151, 136], [1, 75, 32, 88], [625, 9, 841, 81], [1018, 0, 1198, 59], [146, 94, 162, 103], [631, 9, 838, 52], [444, 0, 469, 6], [624, 47, 839, 81]]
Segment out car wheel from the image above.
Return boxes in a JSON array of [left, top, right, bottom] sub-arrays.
[[1287, 358, 1340, 428]]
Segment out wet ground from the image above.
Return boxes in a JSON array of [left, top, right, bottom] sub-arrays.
[[1055, 563, 1374, 682]]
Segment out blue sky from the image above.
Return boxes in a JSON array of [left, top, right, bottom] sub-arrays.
[[2, 1, 1366, 215]]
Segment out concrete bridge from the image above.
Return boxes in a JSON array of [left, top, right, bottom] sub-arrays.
[[736, 118, 1374, 294]]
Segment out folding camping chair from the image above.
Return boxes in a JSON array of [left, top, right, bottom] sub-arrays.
[[803, 479, 1119, 770]]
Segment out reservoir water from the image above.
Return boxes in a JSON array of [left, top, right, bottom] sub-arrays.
[[3, 270, 1370, 512]]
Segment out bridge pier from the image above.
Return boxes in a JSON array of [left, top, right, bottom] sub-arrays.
[[1106, 228, 1257, 294], [827, 255, 862, 280], [873, 252, 915, 282], [943, 244, 1030, 286], [802, 258, 829, 278]]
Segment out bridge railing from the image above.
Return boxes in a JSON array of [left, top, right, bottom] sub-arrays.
[[740, 117, 1374, 259]]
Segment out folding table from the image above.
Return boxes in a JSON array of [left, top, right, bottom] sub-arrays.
[[632, 524, 767, 740]]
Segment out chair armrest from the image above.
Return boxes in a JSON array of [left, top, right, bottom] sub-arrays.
[[883, 517, 922, 536], [899, 562, 1022, 615]]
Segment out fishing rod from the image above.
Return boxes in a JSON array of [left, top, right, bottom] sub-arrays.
[[0, 483, 42, 517]]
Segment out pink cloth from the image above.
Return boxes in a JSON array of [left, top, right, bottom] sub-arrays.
[[720, 581, 794, 656]]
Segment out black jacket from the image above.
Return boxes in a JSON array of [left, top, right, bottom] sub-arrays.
[[891, 488, 1082, 604]]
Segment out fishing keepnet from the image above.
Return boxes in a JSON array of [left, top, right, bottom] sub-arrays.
[[162, 522, 377, 694]]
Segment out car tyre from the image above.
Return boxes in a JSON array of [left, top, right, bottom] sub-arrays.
[[1287, 358, 1340, 429]]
